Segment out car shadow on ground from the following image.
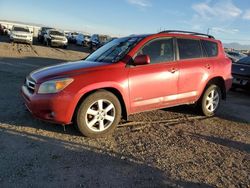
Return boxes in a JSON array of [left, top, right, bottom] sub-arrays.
[[189, 133, 250, 154], [0, 124, 216, 187]]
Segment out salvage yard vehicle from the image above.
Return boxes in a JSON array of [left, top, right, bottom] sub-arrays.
[[89, 34, 111, 51], [232, 56, 250, 90], [10, 25, 33, 45], [76, 34, 91, 46], [0, 24, 6, 35], [21, 30, 232, 138], [44, 29, 68, 48], [37, 27, 53, 43], [225, 51, 246, 63], [67, 32, 79, 43]]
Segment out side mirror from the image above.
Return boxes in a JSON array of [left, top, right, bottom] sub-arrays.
[[134, 55, 150, 65]]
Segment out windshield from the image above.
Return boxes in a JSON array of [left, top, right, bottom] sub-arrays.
[[13, 27, 30, 33], [237, 56, 250, 65], [86, 37, 143, 63], [50, 31, 64, 36]]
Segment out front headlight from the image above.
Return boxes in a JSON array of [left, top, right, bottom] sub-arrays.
[[38, 78, 74, 94]]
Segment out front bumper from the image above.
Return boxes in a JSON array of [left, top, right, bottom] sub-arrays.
[[11, 36, 32, 43], [51, 40, 67, 47], [21, 85, 73, 125]]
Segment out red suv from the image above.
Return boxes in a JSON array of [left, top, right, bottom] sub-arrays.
[[22, 30, 232, 137]]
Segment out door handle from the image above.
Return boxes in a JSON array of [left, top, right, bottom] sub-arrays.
[[205, 64, 211, 69], [169, 68, 177, 73]]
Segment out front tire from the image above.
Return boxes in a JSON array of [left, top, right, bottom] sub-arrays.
[[200, 85, 221, 117], [76, 90, 121, 138]]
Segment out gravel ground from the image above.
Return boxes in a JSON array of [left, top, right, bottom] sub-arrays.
[[0, 36, 249, 188]]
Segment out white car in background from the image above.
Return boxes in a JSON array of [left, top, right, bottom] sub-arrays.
[[44, 29, 68, 48], [67, 32, 79, 43], [10, 25, 33, 45]]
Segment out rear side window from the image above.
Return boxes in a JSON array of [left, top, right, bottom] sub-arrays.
[[136, 38, 174, 64], [177, 39, 202, 60], [202, 40, 218, 57]]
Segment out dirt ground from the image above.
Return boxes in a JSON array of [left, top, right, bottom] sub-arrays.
[[0, 35, 249, 188]]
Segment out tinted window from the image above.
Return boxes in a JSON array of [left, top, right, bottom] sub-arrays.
[[177, 39, 202, 60], [13, 27, 30, 33], [86, 37, 143, 63], [137, 38, 174, 64], [202, 40, 218, 57], [237, 56, 250, 65], [50, 31, 64, 36]]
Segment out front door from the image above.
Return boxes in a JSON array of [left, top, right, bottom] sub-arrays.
[[128, 38, 179, 113]]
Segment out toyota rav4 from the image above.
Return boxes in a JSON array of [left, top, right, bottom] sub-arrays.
[[21, 30, 232, 138]]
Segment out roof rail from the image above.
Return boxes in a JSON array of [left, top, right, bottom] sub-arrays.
[[158, 30, 215, 39]]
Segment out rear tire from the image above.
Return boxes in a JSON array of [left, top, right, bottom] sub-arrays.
[[76, 90, 121, 138], [199, 85, 221, 117]]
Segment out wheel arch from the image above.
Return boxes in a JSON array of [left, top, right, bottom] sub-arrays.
[[71, 87, 128, 123], [202, 76, 226, 100]]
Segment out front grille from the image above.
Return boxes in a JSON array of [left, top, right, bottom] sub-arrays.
[[52, 37, 64, 41], [25, 78, 36, 94], [16, 35, 27, 38]]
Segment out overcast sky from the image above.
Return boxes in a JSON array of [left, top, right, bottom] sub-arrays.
[[1, 0, 250, 44]]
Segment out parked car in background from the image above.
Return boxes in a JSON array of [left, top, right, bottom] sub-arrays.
[[44, 29, 68, 48], [226, 52, 238, 63], [67, 32, 79, 43], [64, 31, 70, 37], [38, 27, 53, 43], [232, 56, 250, 90], [0, 24, 6, 35], [22, 30, 232, 138], [83, 35, 91, 47], [225, 51, 246, 63], [10, 25, 33, 45], [89, 34, 111, 51], [76, 34, 91, 46]]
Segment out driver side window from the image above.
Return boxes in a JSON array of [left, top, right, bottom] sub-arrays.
[[136, 38, 174, 64]]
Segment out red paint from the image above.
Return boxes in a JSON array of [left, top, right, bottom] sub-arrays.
[[21, 32, 232, 125]]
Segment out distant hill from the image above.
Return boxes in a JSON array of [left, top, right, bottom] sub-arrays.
[[223, 42, 250, 50], [0, 19, 43, 27]]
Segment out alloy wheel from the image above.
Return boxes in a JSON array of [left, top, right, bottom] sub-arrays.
[[205, 89, 220, 113], [85, 99, 115, 132]]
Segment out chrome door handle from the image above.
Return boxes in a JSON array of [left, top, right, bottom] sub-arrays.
[[205, 64, 211, 69], [169, 68, 177, 73]]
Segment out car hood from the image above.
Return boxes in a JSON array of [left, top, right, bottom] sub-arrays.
[[30, 60, 112, 83]]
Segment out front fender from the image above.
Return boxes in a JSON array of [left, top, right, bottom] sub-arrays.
[[66, 81, 130, 123]]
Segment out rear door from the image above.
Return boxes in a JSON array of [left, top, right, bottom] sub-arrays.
[[128, 38, 179, 113], [177, 38, 214, 104]]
